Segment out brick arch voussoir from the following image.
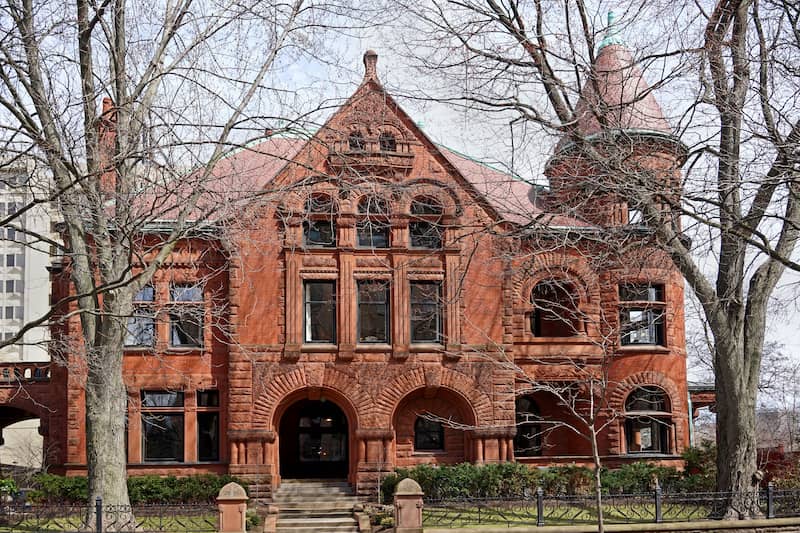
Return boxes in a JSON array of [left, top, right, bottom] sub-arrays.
[[512, 252, 600, 306], [251, 367, 370, 430], [374, 367, 493, 428], [610, 371, 683, 415]]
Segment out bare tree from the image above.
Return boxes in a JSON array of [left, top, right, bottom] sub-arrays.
[[387, 0, 799, 517], [0, 0, 371, 510]]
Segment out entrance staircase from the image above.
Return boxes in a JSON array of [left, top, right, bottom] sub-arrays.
[[272, 479, 362, 533]]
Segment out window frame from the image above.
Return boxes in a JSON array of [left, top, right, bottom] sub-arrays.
[[379, 132, 397, 152], [619, 283, 666, 347], [356, 196, 390, 249], [409, 281, 442, 343], [530, 280, 582, 337], [125, 286, 156, 348], [197, 390, 221, 462], [141, 390, 185, 463], [409, 197, 443, 250], [357, 280, 390, 344], [624, 386, 673, 455], [414, 416, 445, 452], [169, 284, 204, 349], [303, 280, 337, 344], [303, 194, 337, 248]]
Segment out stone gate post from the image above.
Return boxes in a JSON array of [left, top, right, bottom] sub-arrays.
[[217, 482, 249, 533], [394, 478, 423, 533]]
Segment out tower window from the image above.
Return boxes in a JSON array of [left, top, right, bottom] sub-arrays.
[[624, 386, 672, 454], [619, 284, 666, 346]]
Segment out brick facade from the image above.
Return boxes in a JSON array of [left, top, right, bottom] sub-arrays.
[[35, 48, 698, 496]]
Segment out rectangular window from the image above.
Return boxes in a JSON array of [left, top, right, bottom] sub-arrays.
[[5, 255, 14, 267], [125, 286, 156, 348], [619, 283, 666, 346], [357, 281, 389, 343], [357, 221, 390, 248], [410, 282, 442, 343], [169, 284, 203, 348], [14, 306, 22, 320], [197, 390, 220, 462], [409, 222, 442, 249], [303, 220, 336, 247], [304, 281, 336, 343], [4, 280, 13, 293], [4, 307, 12, 319], [141, 390, 184, 462]]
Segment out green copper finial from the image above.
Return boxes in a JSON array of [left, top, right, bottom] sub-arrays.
[[598, 10, 624, 51]]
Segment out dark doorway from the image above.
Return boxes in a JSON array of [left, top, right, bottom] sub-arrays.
[[279, 399, 348, 478]]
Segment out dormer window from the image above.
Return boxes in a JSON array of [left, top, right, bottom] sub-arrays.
[[379, 133, 397, 152], [303, 194, 337, 248], [409, 197, 442, 249], [348, 132, 365, 152], [357, 196, 390, 248]]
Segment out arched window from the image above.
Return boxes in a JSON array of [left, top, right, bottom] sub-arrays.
[[624, 386, 672, 454], [414, 416, 444, 451], [530, 280, 582, 337], [379, 132, 397, 152], [303, 194, 336, 247], [514, 396, 542, 457], [348, 132, 365, 152], [409, 197, 443, 249], [357, 196, 390, 248]]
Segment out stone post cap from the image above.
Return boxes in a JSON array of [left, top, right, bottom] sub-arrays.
[[395, 478, 423, 496], [216, 482, 248, 501]]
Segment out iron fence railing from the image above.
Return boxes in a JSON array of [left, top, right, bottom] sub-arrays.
[[0, 497, 217, 532], [422, 485, 800, 528]]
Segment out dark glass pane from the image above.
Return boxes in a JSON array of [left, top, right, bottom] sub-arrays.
[[379, 133, 397, 152], [348, 133, 365, 151], [198, 412, 220, 461], [414, 418, 444, 451], [514, 397, 542, 457], [410, 282, 441, 343], [141, 390, 184, 407], [531, 281, 579, 337], [135, 286, 155, 302], [170, 308, 203, 347], [171, 285, 202, 302], [410, 197, 442, 215], [409, 221, 441, 249], [305, 282, 336, 343], [625, 417, 670, 454], [142, 413, 184, 462], [197, 390, 219, 407], [358, 196, 388, 215], [620, 309, 665, 345], [303, 220, 336, 247], [125, 312, 155, 347], [620, 284, 664, 302], [357, 221, 389, 248], [305, 194, 335, 214], [625, 386, 669, 412], [358, 282, 388, 343]]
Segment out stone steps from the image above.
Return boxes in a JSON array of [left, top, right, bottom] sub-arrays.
[[272, 479, 361, 533]]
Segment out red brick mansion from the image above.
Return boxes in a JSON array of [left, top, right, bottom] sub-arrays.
[[4, 45, 712, 497]]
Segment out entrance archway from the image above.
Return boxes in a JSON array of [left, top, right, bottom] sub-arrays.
[[279, 399, 348, 479]]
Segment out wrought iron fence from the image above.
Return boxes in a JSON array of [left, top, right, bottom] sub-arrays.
[[0, 497, 217, 532], [422, 485, 800, 528]]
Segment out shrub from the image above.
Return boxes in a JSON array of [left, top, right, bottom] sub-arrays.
[[600, 462, 682, 494], [29, 474, 247, 504]]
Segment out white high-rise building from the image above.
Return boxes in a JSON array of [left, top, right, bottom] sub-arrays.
[[0, 162, 53, 363]]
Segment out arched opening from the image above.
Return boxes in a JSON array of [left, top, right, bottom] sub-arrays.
[[379, 133, 397, 152], [624, 386, 673, 454], [279, 398, 349, 478], [530, 280, 582, 337], [0, 406, 43, 470], [392, 387, 476, 467]]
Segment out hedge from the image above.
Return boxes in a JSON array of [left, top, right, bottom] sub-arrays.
[[28, 474, 248, 504]]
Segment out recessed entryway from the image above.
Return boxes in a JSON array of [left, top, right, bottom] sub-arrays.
[[279, 398, 348, 479]]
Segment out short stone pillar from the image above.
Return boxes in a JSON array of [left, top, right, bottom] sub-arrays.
[[217, 482, 249, 533], [394, 478, 423, 533]]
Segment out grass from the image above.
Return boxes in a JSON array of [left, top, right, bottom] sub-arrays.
[[0, 512, 217, 532]]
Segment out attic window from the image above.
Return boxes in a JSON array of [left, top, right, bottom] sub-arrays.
[[379, 133, 397, 152], [349, 132, 365, 152]]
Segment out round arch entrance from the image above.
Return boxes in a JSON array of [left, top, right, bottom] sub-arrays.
[[279, 399, 348, 479]]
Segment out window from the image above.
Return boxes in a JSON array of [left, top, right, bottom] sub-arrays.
[[4, 280, 22, 293], [357, 280, 389, 343], [379, 133, 397, 152], [624, 386, 672, 454], [141, 390, 184, 462], [627, 207, 644, 225], [197, 390, 220, 462], [4, 306, 22, 320], [531, 281, 581, 337], [303, 194, 336, 248], [514, 396, 542, 457], [414, 417, 444, 451], [357, 196, 389, 248], [619, 284, 665, 346], [169, 284, 203, 348], [348, 132, 365, 151], [5, 254, 23, 267], [304, 281, 336, 343], [409, 197, 442, 249], [410, 282, 442, 343], [126, 286, 155, 348]]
